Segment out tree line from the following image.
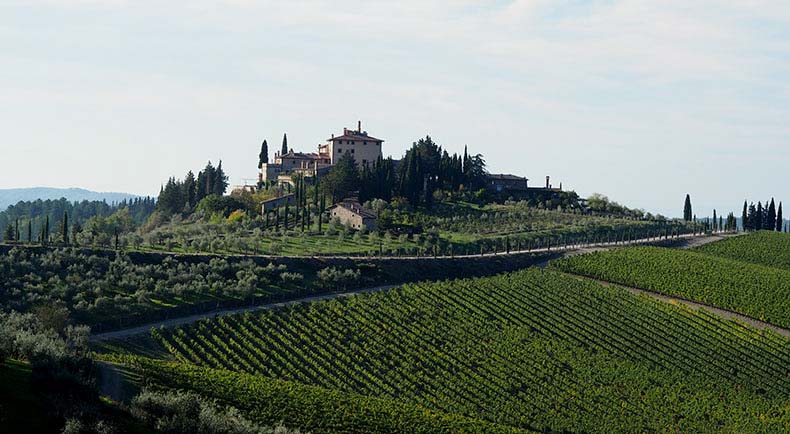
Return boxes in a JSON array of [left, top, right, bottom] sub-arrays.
[[157, 160, 230, 216], [742, 198, 785, 232], [322, 136, 487, 207], [1, 197, 155, 245]]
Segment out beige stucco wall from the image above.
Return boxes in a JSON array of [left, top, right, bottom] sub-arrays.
[[328, 139, 382, 168]]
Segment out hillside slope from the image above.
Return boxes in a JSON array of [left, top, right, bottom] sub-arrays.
[[0, 187, 138, 210]]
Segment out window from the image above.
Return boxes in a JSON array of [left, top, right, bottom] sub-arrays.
[[337, 148, 342, 153], [351, 149, 355, 154]]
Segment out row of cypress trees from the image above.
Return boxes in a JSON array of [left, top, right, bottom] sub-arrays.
[[741, 198, 784, 232]]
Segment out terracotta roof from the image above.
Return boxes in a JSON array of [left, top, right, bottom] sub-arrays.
[[328, 132, 383, 143], [487, 174, 529, 181], [332, 201, 377, 219], [282, 151, 323, 159]]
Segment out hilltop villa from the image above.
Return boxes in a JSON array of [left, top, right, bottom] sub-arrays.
[[259, 121, 383, 185]]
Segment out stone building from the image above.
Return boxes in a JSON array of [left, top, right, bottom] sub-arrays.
[[259, 121, 383, 184], [486, 174, 529, 193], [330, 201, 377, 231], [261, 193, 296, 213], [319, 121, 383, 169]]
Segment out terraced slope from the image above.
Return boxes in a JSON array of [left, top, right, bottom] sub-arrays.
[[552, 246, 790, 328], [148, 269, 790, 433], [696, 231, 790, 270]]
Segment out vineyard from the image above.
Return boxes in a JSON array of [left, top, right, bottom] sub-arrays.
[[696, 231, 790, 271], [552, 246, 790, 328], [140, 269, 790, 433], [116, 356, 531, 434], [0, 246, 548, 332]]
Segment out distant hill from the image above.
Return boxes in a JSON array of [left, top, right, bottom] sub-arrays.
[[0, 187, 140, 211]]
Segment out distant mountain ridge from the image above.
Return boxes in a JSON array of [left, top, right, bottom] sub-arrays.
[[0, 187, 140, 211]]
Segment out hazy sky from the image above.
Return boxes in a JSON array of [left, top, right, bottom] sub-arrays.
[[1, 1, 788, 217]]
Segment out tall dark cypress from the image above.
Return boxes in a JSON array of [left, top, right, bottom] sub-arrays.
[[777, 202, 784, 232], [62, 211, 69, 245], [214, 161, 228, 195], [756, 202, 763, 230], [712, 209, 717, 231], [741, 201, 748, 231], [259, 139, 269, 168], [768, 199, 777, 232], [683, 195, 693, 222], [281, 133, 288, 156]]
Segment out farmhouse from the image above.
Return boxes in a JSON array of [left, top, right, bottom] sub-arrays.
[[486, 174, 529, 192], [330, 201, 377, 231], [259, 121, 383, 184]]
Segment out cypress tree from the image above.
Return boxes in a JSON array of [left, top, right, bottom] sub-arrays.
[[756, 202, 763, 230], [281, 133, 288, 155], [213, 161, 228, 195], [768, 199, 777, 232], [712, 210, 717, 231], [62, 211, 69, 245], [683, 195, 692, 221], [777, 202, 784, 232], [259, 139, 269, 168], [741, 201, 748, 231], [41, 215, 50, 245], [27, 220, 32, 244]]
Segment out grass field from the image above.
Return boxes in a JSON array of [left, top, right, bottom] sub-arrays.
[[552, 245, 790, 328], [119, 269, 789, 433]]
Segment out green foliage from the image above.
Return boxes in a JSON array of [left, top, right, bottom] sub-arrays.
[[149, 269, 789, 433], [552, 245, 790, 328], [320, 153, 360, 203], [127, 357, 530, 434], [0, 248, 316, 330], [696, 231, 790, 271], [196, 195, 247, 218], [131, 389, 303, 434]]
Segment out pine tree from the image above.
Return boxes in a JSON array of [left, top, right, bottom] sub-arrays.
[[259, 139, 269, 168], [777, 202, 784, 232], [768, 198, 777, 232], [683, 195, 693, 221], [281, 133, 288, 156]]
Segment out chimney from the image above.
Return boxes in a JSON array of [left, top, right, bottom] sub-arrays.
[[545, 176, 550, 189], [358, 120, 362, 132]]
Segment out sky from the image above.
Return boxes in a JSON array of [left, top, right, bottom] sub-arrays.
[[1, 0, 789, 217]]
